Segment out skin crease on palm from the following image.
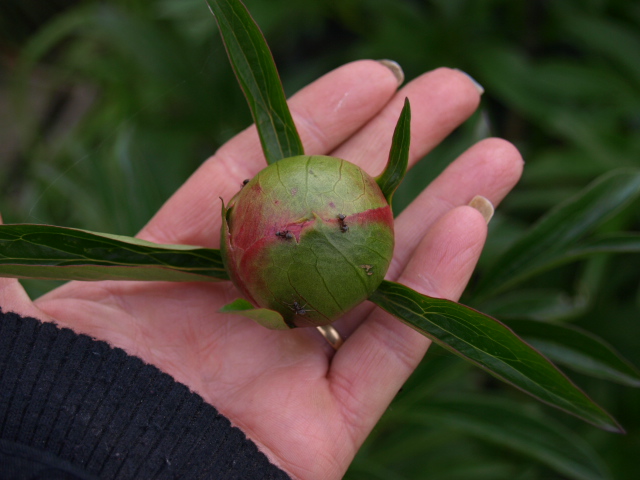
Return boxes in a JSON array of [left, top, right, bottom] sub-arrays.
[[0, 61, 524, 480]]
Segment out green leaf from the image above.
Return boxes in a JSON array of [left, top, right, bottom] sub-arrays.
[[398, 395, 611, 480], [560, 9, 640, 86], [479, 236, 640, 308], [219, 298, 291, 330], [509, 319, 640, 387], [562, 232, 640, 261], [205, 0, 304, 164], [376, 98, 411, 205], [0, 224, 228, 282], [475, 169, 640, 299], [369, 280, 622, 432], [477, 288, 587, 322]]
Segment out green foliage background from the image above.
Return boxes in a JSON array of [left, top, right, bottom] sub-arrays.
[[1, 0, 639, 478]]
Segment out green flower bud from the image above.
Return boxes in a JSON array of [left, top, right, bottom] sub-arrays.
[[221, 155, 394, 328]]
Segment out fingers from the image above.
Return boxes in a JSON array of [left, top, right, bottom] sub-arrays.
[[138, 65, 482, 249], [138, 60, 401, 247], [388, 137, 524, 279], [329, 205, 488, 444]]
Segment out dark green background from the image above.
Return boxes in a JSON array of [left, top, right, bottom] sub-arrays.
[[1, 1, 638, 478]]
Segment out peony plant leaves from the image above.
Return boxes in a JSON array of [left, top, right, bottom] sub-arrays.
[[376, 98, 411, 205], [541, 232, 640, 268], [475, 169, 640, 300], [0, 224, 228, 282], [508, 319, 640, 387], [396, 395, 611, 480], [204, 0, 304, 164], [477, 288, 588, 322], [369, 280, 622, 432]]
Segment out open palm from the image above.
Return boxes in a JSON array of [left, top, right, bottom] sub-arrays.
[[1, 61, 522, 480]]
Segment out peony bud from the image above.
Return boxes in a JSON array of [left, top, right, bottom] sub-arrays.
[[221, 155, 394, 328]]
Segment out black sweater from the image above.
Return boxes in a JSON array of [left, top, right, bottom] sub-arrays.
[[0, 309, 291, 479]]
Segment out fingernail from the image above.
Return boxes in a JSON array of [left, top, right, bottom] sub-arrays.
[[377, 59, 405, 86], [468, 195, 494, 224], [453, 68, 484, 95]]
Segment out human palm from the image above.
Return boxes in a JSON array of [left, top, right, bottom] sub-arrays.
[[1, 61, 522, 480]]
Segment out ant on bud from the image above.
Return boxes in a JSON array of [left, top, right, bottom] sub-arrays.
[[337, 213, 349, 233], [241, 179, 250, 188], [285, 300, 313, 316], [275, 230, 293, 240]]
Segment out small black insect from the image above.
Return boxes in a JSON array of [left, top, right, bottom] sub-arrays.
[[241, 179, 250, 187], [275, 230, 293, 239], [286, 300, 313, 316], [337, 213, 349, 233], [291, 301, 308, 315]]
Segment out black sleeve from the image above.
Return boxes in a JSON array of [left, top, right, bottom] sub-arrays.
[[0, 309, 291, 480]]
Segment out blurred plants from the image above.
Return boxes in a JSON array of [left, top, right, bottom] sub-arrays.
[[1, 0, 639, 478]]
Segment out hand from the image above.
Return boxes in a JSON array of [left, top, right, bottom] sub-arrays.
[[0, 61, 523, 480]]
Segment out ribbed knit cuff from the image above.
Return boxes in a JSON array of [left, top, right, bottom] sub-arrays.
[[0, 309, 290, 480]]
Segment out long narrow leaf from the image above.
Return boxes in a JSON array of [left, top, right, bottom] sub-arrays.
[[481, 235, 640, 298], [477, 288, 587, 322], [0, 224, 228, 282], [397, 395, 611, 480], [475, 169, 640, 299], [509, 319, 640, 387], [205, 0, 304, 164], [375, 98, 411, 205], [554, 232, 640, 264], [369, 280, 622, 432]]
